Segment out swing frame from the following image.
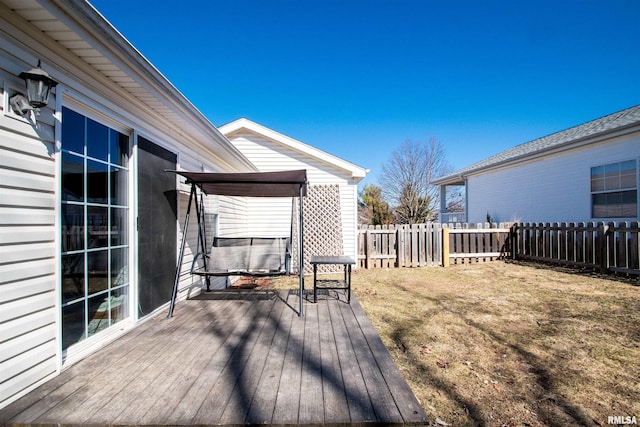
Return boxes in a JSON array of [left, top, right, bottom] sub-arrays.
[[167, 170, 307, 318]]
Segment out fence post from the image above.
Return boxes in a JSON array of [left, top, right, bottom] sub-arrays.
[[442, 226, 450, 267], [365, 228, 372, 269], [397, 225, 405, 267]]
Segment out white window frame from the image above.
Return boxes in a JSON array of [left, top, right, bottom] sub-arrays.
[[590, 159, 638, 219]]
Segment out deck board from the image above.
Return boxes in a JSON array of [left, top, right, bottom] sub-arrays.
[[0, 289, 429, 426], [244, 296, 291, 425], [318, 300, 350, 425], [271, 291, 305, 425], [328, 295, 377, 424]]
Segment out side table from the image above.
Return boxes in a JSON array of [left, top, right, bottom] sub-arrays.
[[309, 256, 355, 303]]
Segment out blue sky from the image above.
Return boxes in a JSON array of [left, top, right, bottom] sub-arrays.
[[89, 0, 640, 185]]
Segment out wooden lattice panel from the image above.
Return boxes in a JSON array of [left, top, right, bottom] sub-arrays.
[[293, 184, 344, 275]]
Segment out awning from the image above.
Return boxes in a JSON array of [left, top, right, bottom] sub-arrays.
[[168, 169, 307, 197]]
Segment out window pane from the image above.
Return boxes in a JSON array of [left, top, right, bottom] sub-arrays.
[[604, 170, 621, 191], [609, 192, 623, 217], [88, 206, 108, 249], [62, 301, 85, 350], [87, 118, 108, 161], [604, 162, 620, 176], [592, 193, 611, 218], [111, 286, 129, 325], [61, 107, 85, 154], [61, 254, 85, 303], [87, 293, 110, 336], [111, 248, 128, 288], [591, 177, 605, 192], [603, 162, 620, 191], [87, 160, 108, 204], [111, 207, 128, 246], [591, 165, 604, 179], [62, 152, 84, 202], [88, 250, 109, 295], [62, 203, 84, 252], [621, 190, 637, 217], [620, 165, 636, 188], [110, 166, 128, 206], [110, 129, 129, 167], [620, 160, 636, 173]]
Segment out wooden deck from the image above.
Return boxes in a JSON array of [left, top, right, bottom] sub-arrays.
[[0, 289, 428, 426]]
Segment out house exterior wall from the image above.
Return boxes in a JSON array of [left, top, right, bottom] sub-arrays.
[[0, 7, 251, 408], [225, 130, 361, 263], [465, 131, 640, 224], [0, 24, 62, 405]]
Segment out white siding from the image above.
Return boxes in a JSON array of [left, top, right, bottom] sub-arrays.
[[466, 132, 640, 223], [218, 195, 249, 237], [227, 131, 360, 262], [0, 55, 58, 407]]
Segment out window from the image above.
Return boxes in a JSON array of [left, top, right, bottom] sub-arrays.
[[61, 107, 130, 351], [591, 160, 637, 218]]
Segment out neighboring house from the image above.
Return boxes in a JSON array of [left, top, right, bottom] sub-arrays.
[[219, 118, 368, 272], [0, 0, 260, 409], [434, 105, 640, 224]]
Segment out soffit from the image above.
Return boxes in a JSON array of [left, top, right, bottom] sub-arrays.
[[4, 0, 169, 115], [1, 0, 250, 170]]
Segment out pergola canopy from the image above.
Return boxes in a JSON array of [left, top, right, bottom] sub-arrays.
[[169, 170, 307, 197]]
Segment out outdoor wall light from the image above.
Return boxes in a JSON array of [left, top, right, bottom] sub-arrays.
[[9, 60, 59, 116]]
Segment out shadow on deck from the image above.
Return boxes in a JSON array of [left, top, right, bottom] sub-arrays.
[[0, 289, 428, 426]]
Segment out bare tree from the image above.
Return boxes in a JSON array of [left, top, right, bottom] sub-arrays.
[[380, 137, 451, 224]]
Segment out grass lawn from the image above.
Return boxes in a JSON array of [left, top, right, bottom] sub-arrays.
[[272, 261, 639, 426]]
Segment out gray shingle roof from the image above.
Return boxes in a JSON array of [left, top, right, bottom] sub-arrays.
[[435, 104, 640, 184]]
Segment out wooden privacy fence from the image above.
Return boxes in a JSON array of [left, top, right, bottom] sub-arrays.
[[358, 223, 512, 269], [513, 221, 640, 276], [358, 221, 639, 276]]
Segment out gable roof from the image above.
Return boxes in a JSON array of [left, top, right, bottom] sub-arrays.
[[219, 118, 368, 181], [434, 104, 640, 185]]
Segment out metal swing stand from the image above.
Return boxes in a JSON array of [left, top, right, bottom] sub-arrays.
[[167, 170, 307, 318]]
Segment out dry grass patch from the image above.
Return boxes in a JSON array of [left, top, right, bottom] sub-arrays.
[[349, 262, 639, 426]]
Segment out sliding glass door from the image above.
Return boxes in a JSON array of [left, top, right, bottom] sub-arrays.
[[60, 107, 130, 351]]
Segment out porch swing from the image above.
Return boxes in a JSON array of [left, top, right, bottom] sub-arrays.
[[167, 169, 307, 318]]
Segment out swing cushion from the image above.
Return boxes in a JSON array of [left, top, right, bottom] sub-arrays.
[[195, 237, 290, 276]]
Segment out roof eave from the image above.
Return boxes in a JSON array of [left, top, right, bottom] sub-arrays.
[[39, 0, 255, 172], [435, 120, 640, 184]]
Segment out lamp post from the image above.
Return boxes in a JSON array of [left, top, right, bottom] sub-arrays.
[[10, 60, 59, 116]]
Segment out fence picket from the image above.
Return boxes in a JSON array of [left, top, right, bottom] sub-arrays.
[[630, 221, 639, 271]]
